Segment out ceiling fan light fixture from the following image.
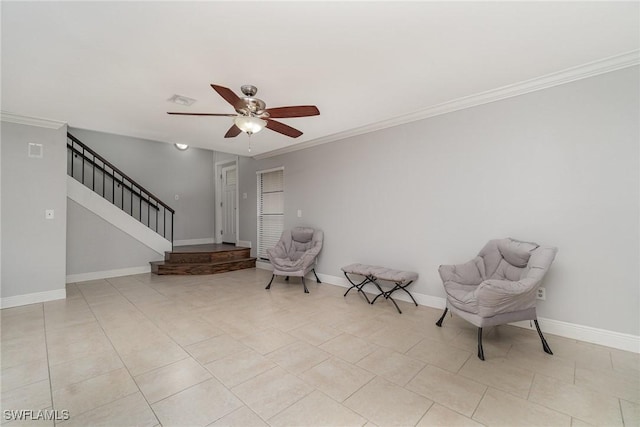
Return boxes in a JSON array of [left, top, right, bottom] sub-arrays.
[[234, 116, 266, 135]]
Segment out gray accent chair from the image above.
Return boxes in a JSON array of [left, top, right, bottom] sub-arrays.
[[265, 227, 323, 293], [436, 238, 558, 360]]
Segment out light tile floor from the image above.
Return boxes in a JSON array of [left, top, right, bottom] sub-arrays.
[[1, 268, 638, 426]]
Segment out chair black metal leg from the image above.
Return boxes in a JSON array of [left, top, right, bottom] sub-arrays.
[[265, 274, 275, 290], [534, 319, 553, 355], [477, 327, 485, 360], [388, 297, 402, 314], [369, 279, 386, 305], [313, 268, 321, 283], [301, 276, 309, 293], [435, 307, 448, 327], [343, 273, 372, 303], [285, 276, 289, 281], [370, 293, 383, 304], [402, 284, 418, 306]]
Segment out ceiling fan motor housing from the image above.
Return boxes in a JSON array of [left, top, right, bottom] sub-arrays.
[[239, 97, 266, 115]]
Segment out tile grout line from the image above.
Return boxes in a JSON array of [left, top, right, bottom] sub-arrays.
[[411, 400, 436, 427], [23, 270, 636, 427], [41, 303, 57, 427], [75, 279, 163, 426], [617, 397, 625, 425], [525, 372, 601, 423], [526, 372, 536, 401], [123, 274, 288, 426], [470, 384, 489, 421]]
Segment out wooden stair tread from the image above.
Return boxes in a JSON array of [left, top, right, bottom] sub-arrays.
[[151, 257, 256, 266], [152, 245, 255, 275], [150, 256, 256, 275], [169, 243, 245, 253]]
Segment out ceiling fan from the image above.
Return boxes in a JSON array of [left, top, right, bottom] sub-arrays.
[[168, 84, 320, 138]]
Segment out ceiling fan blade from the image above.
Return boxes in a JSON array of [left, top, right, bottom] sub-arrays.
[[167, 112, 236, 116], [265, 119, 303, 138], [211, 84, 244, 110], [224, 124, 242, 138], [265, 106, 320, 118]]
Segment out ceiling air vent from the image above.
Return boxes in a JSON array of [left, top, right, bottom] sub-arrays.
[[168, 94, 196, 106]]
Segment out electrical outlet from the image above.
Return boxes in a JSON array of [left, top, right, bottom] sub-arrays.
[[536, 287, 546, 300]]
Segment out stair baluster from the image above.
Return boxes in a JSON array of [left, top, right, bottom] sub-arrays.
[[67, 132, 175, 247]]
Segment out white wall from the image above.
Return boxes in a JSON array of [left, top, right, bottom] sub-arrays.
[[68, 128, 216, 242], [66, 199, 163, 276], [239, 66, 639, 337], [1, 121, 68, 302]]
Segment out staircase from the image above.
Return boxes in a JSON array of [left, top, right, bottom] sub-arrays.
[[67, 132, 175, 245], [68, 132, 257, 276], [151, 244, 256, 275]]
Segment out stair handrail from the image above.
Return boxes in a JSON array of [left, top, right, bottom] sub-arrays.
[[67, 132, 174, 214], [67, 144, 161, 211]]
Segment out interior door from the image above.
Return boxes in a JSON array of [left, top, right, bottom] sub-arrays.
[[221, 166, 237, 244]]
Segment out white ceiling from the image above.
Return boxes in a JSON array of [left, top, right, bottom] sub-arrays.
[[2, 2, 638, 157]]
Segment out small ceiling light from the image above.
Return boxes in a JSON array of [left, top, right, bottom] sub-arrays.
[[174, 143, 189, 151], [234, 116, 266, 135]]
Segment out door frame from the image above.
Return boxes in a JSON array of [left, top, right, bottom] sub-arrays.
[[214, 158, 239, 244]]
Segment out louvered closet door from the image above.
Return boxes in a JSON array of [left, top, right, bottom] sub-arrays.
[[257, 168, 284, 260], [221, 166, 237, 244]]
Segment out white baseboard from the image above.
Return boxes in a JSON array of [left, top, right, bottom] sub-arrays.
[[66, 266, 151, 284], [237, 240, 252, 248], [1, 288, 66, 309], [173, 238, 214, 246], [510, 319, 640, 354], [293, 270, 640, 353]]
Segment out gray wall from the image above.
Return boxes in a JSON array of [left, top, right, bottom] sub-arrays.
[[66, 199, 163, 275], [68, 128, 215, 242], [239, 66, 640, 336], [1, 121, 68, 298]]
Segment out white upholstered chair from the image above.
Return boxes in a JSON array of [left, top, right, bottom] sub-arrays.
[[436, 238, 557, 360], [265, 227, 323, 293]]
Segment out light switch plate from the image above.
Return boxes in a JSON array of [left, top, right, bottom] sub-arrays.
[[297, 209, 302, 218]]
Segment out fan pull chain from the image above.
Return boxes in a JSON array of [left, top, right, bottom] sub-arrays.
[[248, 134, 252, 153]]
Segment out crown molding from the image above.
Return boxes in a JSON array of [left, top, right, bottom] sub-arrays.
[[0, 111, 67, 129], [255, 49, 640, 160]]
